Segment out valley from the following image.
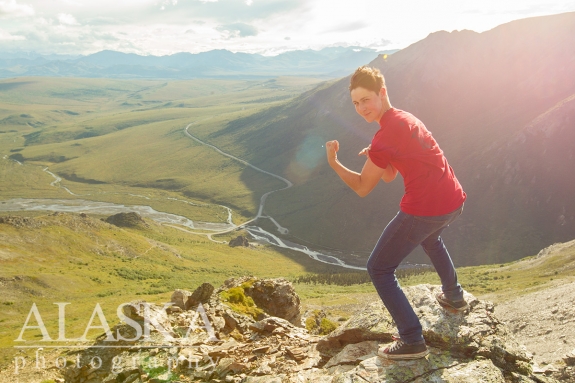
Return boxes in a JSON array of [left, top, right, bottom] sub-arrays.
[[1, 12, 575, 381]]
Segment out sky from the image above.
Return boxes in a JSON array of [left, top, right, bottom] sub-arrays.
[[0, 0, 574, 57]]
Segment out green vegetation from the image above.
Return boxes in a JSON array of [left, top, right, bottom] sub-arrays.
[[320, 318, 338, 335], [293, 267, 433, 286], [305, 309, 338, 335], [220, 286, 264, 320], [0, 211, 343, 366], [143, 363, 176, 382]]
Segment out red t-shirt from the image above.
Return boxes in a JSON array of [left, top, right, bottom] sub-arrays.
[[368, 108, 466, 216]]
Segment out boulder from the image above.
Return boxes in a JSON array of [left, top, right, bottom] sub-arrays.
[[122, 301, 175, 337], [244, 278, 302, 326], [564, 349, 575, 366], [333, 356, 508, 383], [324, 341, 379, 368], [229, 235, 250, 247], [319, 284, 532, 375], [171, 289, 192, 310], [185, 282, 215, 309], [105, 212, 148, 228]]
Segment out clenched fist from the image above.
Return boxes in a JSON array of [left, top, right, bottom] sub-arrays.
[[325, 140, 339, 163]]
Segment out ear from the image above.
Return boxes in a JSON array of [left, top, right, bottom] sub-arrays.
[[379, 87, 387, 99]]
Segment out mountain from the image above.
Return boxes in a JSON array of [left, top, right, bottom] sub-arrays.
[[0, 47, 397, 79], [202, 12, 575, 266]]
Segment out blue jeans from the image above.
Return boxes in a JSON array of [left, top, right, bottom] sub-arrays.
[[366, 205, 464, 345]]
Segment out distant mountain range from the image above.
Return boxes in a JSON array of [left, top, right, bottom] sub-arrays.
[[0, 47, 396, 79], [207, 12, 575, 266]]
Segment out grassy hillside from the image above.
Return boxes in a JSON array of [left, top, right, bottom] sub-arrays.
[[2, 211, 574, 369], [0, 212, 345, 366]]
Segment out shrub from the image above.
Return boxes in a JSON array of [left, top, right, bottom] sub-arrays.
[[305, 317, 317, 332], [220, 286, 264, 320], [319, 318, 337, 335]]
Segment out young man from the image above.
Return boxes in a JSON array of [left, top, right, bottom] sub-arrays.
[[325, 66, 467, 360]]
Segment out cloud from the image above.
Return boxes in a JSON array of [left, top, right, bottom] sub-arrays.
[[159, 0, 178, 9], [322, 20, 369, 34], [58, 13, 79, 25], [147, 0, 306, 24], [368, 38, 393, 49], [217, 22, 258, 38], [0, 28, 25, 40], [84, 16, 122, 26], [0, 0, 35, 18]]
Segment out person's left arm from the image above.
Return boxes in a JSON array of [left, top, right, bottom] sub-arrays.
[[358, 144, 398, 183]]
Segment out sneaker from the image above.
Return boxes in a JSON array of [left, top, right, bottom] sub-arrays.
[[379, 340, 429, 360], [436, 293, 469, 311]]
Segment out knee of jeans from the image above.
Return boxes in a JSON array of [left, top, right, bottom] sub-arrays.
[[422, 236, 443, 251], [367, 257, 397, 277]]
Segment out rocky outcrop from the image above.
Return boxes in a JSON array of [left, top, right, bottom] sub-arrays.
[[63, 280, 568, 383], [238, 277, 301, 326], [170, 289, 192, 310], [105, 212, 149, 228], [229, 235, 250, 247], [0, 215, 45, 228], [565, 349, 575, 366], [185, 282, 215, 310]]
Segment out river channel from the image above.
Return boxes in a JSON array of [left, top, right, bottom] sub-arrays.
[[0, 123, 368, 270], [0, 197, 366, 270]]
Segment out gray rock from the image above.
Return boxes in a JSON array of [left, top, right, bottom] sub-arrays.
[[229, 235, 250, 247], [564, 349, 575, 366], [105, 212, 148, 228], [324, 340, 379, 368], [245, 278, 302, 326], [317, 300, 395, 354], [171, 289, 192, 309], [185, 282, 215, 309], [324, 353, 507, 383]]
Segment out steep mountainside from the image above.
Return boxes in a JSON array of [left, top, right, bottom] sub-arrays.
[[199, 12, 575, 266]]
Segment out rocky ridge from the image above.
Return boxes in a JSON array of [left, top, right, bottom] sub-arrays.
[[59, 277, 573, 383]]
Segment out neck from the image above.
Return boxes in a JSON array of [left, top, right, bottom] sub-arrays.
[[377, 103, 393, 121]]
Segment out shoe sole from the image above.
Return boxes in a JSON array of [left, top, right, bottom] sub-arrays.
[[436, 294, 469, 312], [379, 349, 429, 360], [437, 301, 469, 312]]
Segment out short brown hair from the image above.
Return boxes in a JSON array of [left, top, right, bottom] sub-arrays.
[[349, 66, 385, 94]]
